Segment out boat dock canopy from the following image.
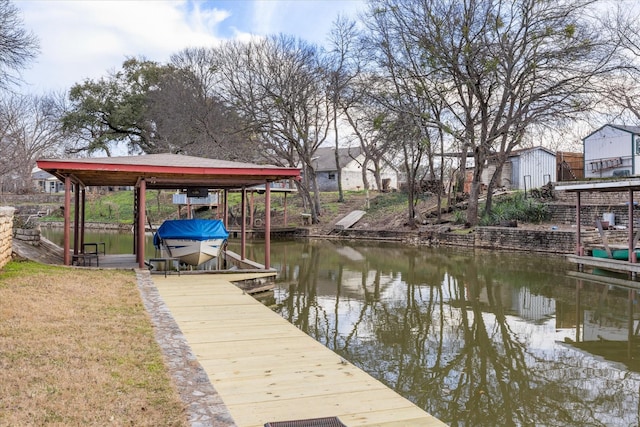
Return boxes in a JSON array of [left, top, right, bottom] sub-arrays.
[[555, 178, 640, 193], [36, 153, 301, 190], [35, 153, 301, 269]]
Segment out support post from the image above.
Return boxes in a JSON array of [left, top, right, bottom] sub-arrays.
[[629, 189, 636, 264], [137, 179, 146, 268], [223, 190, 229, 229], [250, 190, 254, 229], [284, 192, 288, 227], [241, 186, 246, 260], [73, 182, 80, 255], [63, 176, 71, 265], [81, 188, 86, 251], [576, 192, 582, 255], [265, 182, 271, 269]]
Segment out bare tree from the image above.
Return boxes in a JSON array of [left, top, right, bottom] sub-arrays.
[[217, 35, 332, 223], [0, 93, 63, 193], [327, 16, 364, 202], [146, 49, 256, 160], [363, 0, 630, 225], [600, 4, 640, 125], [0, 0, 39, 90], [328, 18, 400, 195]]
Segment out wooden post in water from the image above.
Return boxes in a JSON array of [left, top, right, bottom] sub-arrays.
[[265, 182, 271, 269], [629, 188, 635, 264], [576, 192, 582, 255], [241, 186, 246, 260]]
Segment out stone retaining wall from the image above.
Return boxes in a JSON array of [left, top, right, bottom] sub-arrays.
[[0, 207, 15, 269], [324, 226, 578, 254], [0, 194, 64, 205], [413, 227, 576, 253], [13, 227, 41, 244]]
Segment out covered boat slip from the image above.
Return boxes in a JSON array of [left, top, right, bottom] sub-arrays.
[[154, 218, 229, 266], [36, 154, 300, 270], [153, 274, 445, 427], [556, 179, 640, 277]]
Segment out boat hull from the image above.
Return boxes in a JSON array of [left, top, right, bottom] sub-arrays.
[[162, 238, 226, 266], [591, 248, 640, 260]]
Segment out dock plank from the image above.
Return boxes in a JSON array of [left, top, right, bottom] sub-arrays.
[[334, 210, 367, 230], [153, 274, 445, 427]]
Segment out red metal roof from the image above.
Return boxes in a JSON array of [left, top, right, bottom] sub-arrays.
[[37, 153, 301, 189]]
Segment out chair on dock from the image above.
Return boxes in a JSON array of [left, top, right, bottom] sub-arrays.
[[264, 416, 346, 427]]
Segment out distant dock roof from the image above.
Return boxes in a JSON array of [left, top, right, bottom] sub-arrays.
[[555, 178, 640, 193]]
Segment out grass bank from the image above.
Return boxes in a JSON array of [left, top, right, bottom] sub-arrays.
[[0, 261, 187, 426]]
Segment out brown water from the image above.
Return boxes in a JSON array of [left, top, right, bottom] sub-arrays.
[[41, 229, 640, 426], [252, 240, 640, 427]]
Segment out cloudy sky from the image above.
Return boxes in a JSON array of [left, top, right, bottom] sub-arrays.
[[15, 0, 365, 94]]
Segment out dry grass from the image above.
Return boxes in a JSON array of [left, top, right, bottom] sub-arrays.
[[0, 261, 187, 426]]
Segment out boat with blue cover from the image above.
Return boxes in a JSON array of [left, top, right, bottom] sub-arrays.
[[153, 219, 229, 266]]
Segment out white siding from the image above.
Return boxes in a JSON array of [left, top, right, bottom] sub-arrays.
[[318, 155, 398, 191], [515, 149, 556, 190], [583, 126, 634, 178]]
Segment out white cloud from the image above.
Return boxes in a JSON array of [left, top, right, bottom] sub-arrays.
[[16, 0, 223, 93], [14, 0, 365, 94]]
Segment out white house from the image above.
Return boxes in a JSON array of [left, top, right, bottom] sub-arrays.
[[583, 124, 640, 179], [32, 169, 65, 193], [481, 147, 556, 191], [313, 146, 397, 192]]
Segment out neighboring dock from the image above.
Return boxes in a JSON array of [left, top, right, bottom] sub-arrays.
[[152, 274, 445, 427]]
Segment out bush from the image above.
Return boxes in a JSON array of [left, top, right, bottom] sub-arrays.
[[479, 192, 549, 226]]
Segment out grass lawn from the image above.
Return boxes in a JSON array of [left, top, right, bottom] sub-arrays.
[[0, 261, 187, 426]]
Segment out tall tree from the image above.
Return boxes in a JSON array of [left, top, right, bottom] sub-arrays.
[[61, 58, 166, 156], [217, 35, 331, 224], [0, 0, 39, 90], [146, 48, 256, 160], [327, 16, 363, 202], [363, 0, 629, 225]]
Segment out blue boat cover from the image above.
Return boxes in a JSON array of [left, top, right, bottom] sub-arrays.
[[154, 219, 229, 247]]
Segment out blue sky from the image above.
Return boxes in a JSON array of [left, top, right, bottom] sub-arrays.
[[15, 0, 365, 94]]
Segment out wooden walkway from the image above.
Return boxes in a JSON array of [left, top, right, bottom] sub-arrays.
[[334, 210, 367, 230], [153, 274, 445, 427]]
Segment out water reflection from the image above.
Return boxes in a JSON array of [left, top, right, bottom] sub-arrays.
[[39, 229, 640, 425], [266, 240, 640, 427]]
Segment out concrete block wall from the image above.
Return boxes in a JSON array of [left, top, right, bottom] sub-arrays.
[[473, 227, 576, 253], [554, 190, 632, 205], [0, 207, 15, 269], [547, 203, 640, 228]]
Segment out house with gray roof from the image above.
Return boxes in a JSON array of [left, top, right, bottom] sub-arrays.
[[313, 146, 397, 192], [32, 169, 65, 193]]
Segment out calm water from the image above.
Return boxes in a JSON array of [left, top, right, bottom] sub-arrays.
[[41, 229, 640, 426]]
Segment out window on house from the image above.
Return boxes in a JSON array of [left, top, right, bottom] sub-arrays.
[[328, 173, 336, 180]]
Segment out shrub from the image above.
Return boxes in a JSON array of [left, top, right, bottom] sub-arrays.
[[480, 192, 549, 226]]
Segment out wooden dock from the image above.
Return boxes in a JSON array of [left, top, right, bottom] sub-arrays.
[[566, 254, 640, 276], [153, 274, 445, 427]]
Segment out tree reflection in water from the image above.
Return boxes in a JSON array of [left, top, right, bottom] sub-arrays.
[[266, 240, 640, 427]]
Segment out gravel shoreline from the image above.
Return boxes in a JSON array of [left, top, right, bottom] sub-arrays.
[[135, 269, 236, 427]]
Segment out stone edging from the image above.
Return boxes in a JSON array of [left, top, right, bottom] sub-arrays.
[[134, 269, 236, 427]]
